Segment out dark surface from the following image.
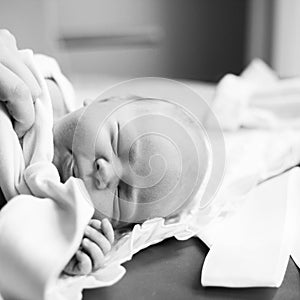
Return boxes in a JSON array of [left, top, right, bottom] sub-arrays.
[[0, 188, 6, 210], [84, 237, 300, 300]]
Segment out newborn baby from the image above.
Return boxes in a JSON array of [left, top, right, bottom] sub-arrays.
[[52, 94, 209, 275]]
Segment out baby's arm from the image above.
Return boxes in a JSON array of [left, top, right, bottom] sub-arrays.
[[64, 218, 114, 275]]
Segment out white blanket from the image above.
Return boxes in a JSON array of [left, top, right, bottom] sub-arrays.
[[0, 52, 94, 300]]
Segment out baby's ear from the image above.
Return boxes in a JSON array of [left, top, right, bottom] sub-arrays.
[[83, 98, 93, 106]]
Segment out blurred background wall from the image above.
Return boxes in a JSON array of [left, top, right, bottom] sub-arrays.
[[56, 0, 247, 81], [0, 0, 299, 81], [272, 0, 300, 77]]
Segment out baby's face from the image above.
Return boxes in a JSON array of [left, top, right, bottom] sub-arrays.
[[53, 97, 204, 226]]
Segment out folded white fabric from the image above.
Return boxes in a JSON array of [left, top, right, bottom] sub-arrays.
[[33, 54, 76, 113], [201, 168, 299, 287], [289, 170, 300, 268], [212, 59, 300, 130], [0, 52, 94, 300]]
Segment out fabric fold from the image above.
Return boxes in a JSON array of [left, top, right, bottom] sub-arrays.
[[288, 168, 300, 269], [212, 59, 300, 130], [0, 52, 93, 300], [201, 169, 296, 287]]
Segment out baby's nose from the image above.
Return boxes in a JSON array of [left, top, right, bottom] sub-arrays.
[[95, 158, 119, 189]]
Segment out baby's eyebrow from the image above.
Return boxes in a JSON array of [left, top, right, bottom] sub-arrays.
[[116, 122, 120, 154]]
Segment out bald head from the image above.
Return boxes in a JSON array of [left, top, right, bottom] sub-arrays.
[[53, 95, 211, 226]]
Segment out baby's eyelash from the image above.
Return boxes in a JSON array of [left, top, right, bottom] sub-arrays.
[[68, 151, 76, 177], [70, 158, 75, 177], [113, 122, 120, 155], [117, 122, 120, 154]]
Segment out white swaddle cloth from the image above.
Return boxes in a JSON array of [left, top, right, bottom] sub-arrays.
[[0, 51, 94, 300]]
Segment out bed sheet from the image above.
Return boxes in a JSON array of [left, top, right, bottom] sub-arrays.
[[222, 129, 300, 194]]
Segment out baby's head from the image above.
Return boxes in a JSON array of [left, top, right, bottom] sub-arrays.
[[53, 96, 210, 227]]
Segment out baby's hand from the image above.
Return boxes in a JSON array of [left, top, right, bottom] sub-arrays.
[[63, 218, 114, 276]]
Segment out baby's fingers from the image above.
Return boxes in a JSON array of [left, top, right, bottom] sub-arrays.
[[84, 225, 112, 255], [89, 219, 114, 244], [82, 238, 105, 270], [89, 219, 101, 230], [63, 251, 92, 276], [101, 219, 114, 244], [75, 250, 92, 275]]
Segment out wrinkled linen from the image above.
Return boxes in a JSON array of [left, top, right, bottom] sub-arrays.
[[195, 129, 300, 247], [212, 59, 300, 130], [1, 53, 300, 300]]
